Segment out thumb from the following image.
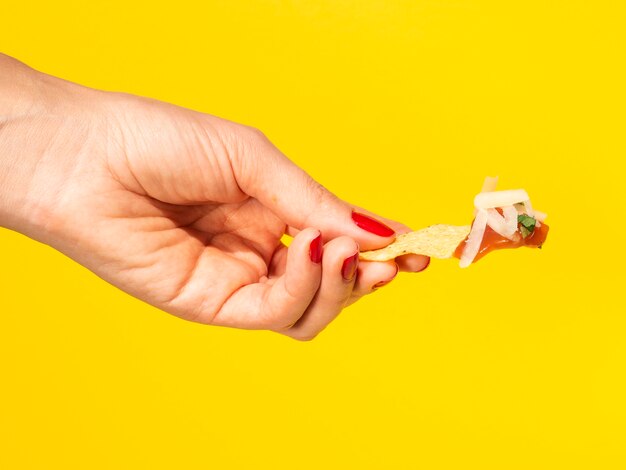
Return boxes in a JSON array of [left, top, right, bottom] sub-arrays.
[[234, 128, 396, 250]]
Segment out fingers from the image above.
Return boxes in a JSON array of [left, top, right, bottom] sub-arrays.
[[231, 128, 396, 251], [354, 261, 399, 294], [352, 206, 430, 272], [396, 254, 431, 273], [282, 236, 359, 341], [211, 228, 323, 330], [351, 205, 413, 235], [211, 232, 423, 340], [341, 261, 399, 308]]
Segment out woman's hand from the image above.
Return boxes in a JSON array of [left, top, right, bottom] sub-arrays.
[[0, 54, 428, 340]]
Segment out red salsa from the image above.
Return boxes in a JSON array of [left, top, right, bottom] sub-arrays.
[[454, 220, 549, 263]]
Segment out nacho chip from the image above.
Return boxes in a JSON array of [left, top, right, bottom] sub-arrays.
[[359, 225, 471, 261]]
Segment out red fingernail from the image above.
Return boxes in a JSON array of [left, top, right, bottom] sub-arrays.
[[309, 233, 323, 264], [373, 264, 399, 290], [351, 211, 395, 237], [341, 253, 359, 281]]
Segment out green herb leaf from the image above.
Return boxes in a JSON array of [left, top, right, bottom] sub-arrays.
[[517, 214, 537, 238]]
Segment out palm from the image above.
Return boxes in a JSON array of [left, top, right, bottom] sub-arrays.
[[77, 169, 290, 327], [69, 103, 286, 323]]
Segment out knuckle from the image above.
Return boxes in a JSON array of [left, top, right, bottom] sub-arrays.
[[329, 235, 359, 253], [242, 125, 269, 145], [305, 178, 336, 208], [227, 124, 272, 187]]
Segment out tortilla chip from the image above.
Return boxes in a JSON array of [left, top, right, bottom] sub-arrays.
[[359, 225, 471, 261]]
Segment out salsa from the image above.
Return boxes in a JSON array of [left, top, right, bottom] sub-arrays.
[[454, 220, 549, 263]]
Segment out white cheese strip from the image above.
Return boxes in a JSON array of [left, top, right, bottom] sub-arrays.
[[502, 205, 519, 236], [460, 208, 488, 268], [522, 199, 535, 217], [486, 208, 517, 240], [474, 190, 530, 209], [481, 176, 499, 193]]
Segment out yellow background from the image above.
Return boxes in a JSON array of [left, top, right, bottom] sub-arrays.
[[1, 1, 625, 468]]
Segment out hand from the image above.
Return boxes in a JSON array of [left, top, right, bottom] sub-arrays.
[[0, 54, 429, 340]]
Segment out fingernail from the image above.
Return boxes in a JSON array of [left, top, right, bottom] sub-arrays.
[[373, 264, 399, 290], [341, 252, 359, 281], [351, 211, 395, 237], [309, 232, 323, 264]]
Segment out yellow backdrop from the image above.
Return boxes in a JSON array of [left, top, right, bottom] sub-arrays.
[[1, 1, 625, 468]]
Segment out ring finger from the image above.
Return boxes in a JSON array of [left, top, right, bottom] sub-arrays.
[[281, 236, 359, 341]]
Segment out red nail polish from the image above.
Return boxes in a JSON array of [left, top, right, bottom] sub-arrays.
[[351, 211, 395, 237], [373, 264, 399, 290], [341, 253, 359, 281], [309, 233, 323, 264]]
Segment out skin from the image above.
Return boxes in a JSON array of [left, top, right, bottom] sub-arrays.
[[0, 53, 429, 340]]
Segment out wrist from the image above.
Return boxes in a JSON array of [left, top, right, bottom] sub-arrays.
[[0, 55, 65, 239], [0, 116, 44, 237]]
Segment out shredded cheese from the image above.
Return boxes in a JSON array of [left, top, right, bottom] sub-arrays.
[[460, 208, 488, 268], [474, 190, 530, 209], [486, 208, 517, 240], [461, 178, 546, 267]]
